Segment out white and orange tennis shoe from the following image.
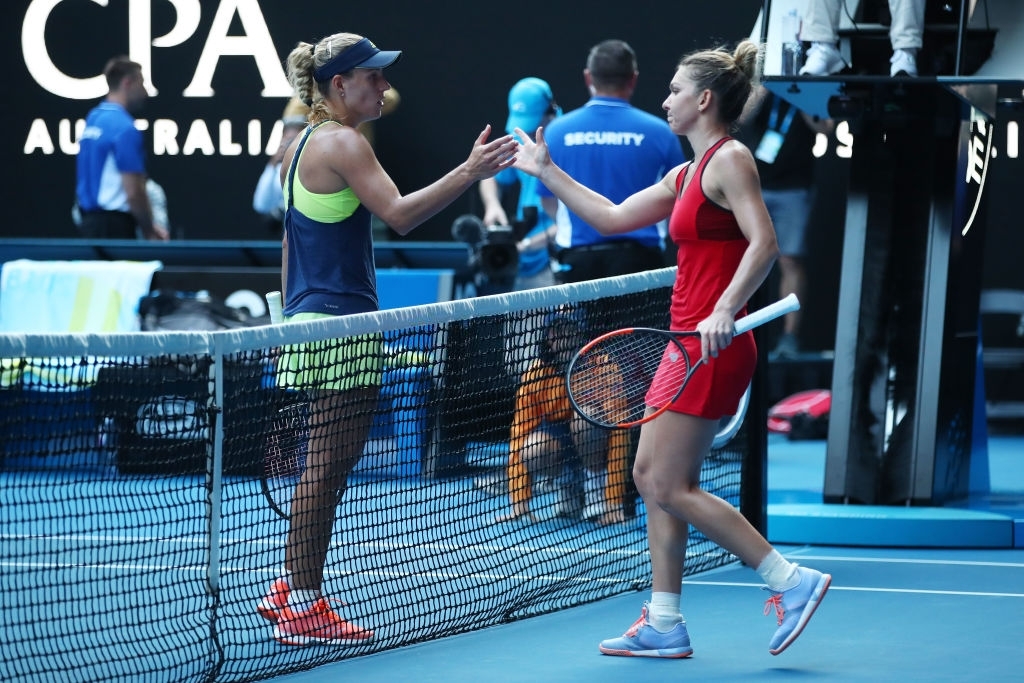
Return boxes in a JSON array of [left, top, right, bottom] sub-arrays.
[[257, 578, 290, 623], [273, 598, 374, 646]]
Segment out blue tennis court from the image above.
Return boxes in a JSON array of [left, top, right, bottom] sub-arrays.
[[270, 432, 1024, 682], [2, 267, 1022, 682]]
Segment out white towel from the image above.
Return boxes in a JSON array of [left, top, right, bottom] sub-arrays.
[[0, 259, 163, 333]]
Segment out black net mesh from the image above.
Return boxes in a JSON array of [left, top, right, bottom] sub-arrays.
[[0, 269, 759, 682]]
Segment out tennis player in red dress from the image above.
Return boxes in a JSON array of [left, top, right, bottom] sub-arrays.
[[513, 39, 830, 659]]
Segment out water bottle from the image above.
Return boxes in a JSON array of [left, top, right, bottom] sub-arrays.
[[780, 9, 803, 75]]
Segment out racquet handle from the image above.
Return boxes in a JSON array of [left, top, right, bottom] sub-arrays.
[[266, 291, 283, 325], [734, 293, 800, 335]]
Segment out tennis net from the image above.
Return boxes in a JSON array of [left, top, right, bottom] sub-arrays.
[[0, 267, 765, 682]]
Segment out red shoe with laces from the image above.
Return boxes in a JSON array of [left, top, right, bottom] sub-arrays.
[[257, 578, 290, 623], [273, 598, 375, 646]]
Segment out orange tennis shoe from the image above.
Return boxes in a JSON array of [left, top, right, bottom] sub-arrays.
[[257, 578, 290, 623], [273, 598, 375, 646]]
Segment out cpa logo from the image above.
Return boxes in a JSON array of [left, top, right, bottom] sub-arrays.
[[23, 0, 290, 99]]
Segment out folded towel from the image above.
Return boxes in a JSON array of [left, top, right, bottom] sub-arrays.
[[0, 259, 162, 333]]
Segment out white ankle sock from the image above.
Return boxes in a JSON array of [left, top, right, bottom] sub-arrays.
[[648, 591, 683, 632], [288, 588, 321, 613], [757, 549, 800, 592]]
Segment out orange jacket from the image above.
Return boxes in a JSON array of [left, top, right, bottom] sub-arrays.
[[507, 357, 630, 511]]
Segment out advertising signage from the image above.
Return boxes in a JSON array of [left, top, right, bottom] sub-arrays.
[[6, 0, 775, 243], [9, 0, 326, 241]]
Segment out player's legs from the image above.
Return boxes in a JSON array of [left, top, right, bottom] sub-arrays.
[[622, 409, 830, 656], [634, 410, 772, 574], [598, 411, 713, 658], [285, 386, 378, 589], [272, 386, 379, 645]]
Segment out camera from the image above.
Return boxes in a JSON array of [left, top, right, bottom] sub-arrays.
[[451, 207, 538, 293]]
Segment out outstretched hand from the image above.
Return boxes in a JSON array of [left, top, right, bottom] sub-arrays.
[[510, 126, 551, 179], [465, 124, 519, 181]]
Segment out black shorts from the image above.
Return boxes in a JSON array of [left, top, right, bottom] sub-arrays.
[[79, 210, 136, 239], [555, 241, 665, 283]]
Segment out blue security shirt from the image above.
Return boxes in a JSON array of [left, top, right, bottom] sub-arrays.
[[75, 102, 147, 213], [493, 166, 554, 277], [538, 96, 685, 248]]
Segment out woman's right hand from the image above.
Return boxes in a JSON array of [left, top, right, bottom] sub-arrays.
[[464, 125, 518, 181], [511, 126, 551, 179]]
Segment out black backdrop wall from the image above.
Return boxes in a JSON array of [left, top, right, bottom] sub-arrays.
[[3, 0, 765, 242], [3, 0, 1022, 354]]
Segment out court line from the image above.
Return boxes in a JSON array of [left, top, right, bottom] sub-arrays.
[[785, 554, 1024, 568], [687, 580, 1024, 599]]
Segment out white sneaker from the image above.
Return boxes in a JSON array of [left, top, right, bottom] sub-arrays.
[[890, 49, 918, 77], [583, 502, 607, 522], [798, 43, 845, 76]]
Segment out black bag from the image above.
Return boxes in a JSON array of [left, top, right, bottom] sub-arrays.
[[94, 362, 283, 476], [138, 290, 269, 331]]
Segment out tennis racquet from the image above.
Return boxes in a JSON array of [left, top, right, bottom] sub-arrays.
[[566, 294, 800, 429], [261, 289, 306, 519], [260, 400, 309, 519], [712, 382, 751, 451]]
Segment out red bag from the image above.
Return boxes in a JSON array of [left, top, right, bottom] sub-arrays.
[[768, 389, 831, 439]]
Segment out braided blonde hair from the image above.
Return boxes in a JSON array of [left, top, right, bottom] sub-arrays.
[[285, 32, 364, 126]]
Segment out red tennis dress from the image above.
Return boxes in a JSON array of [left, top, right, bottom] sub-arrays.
[[646, 137, 757, 419]]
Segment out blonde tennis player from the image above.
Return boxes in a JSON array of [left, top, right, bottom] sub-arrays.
[[255, 31, 517, 646]]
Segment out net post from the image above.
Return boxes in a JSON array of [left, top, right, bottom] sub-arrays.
[[740, 301, 771, 536], [206, 344, 225, 674]]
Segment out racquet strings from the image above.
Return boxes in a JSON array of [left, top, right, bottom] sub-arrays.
[[263, 401, 308, 518], [568, 330, 691, 427]]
